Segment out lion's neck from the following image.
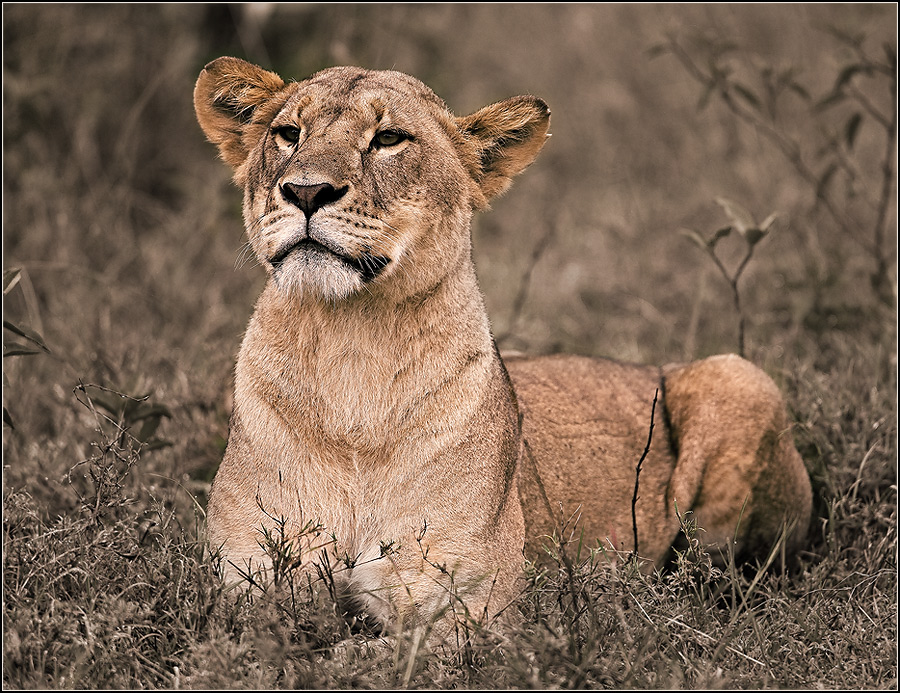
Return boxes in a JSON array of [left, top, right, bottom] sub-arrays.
[[237, 260, 495, 446]]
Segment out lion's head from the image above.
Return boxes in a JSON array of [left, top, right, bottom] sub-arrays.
[[194, 58, 550, 302]]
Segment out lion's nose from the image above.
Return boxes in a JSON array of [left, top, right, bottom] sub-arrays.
[[280, 181, 347, 218]]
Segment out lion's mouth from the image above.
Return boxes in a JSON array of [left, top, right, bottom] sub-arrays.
[[270, 238, 390, 282]]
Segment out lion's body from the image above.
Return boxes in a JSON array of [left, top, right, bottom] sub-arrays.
[[194, 58, 812, 639], [509, 354, 811, 564], [209, 278, 525, 626]]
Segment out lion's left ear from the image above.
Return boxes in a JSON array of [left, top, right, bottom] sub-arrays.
[[194, 56, 287, 171], [456, 96, 550, 208]]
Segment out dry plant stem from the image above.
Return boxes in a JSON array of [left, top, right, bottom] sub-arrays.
[[667, 36, 896, 280], [835, 37, 897, 278], [872, 69, 897, 284], [630, 388, 659, 560], [4, 7, 894, 689], [495, 221, 556, 345], [708, 246, 754, 358], [665, 40, 838, 219]]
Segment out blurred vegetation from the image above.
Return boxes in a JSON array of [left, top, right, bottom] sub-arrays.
[[3, 4, 896, 689]]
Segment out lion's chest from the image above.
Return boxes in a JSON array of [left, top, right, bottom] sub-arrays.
[[238, 341, 443, 535], [229, 286, 495, 586]]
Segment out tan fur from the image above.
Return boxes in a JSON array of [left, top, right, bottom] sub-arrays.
[[194, 58, 812, 638], [509, 354, 812, 564]]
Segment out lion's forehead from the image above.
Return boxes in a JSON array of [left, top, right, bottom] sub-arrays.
[[279, 66, 452, 130], [302, 66, 448, 108]]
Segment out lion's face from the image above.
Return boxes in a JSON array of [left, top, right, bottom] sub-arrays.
[[195, 59, 550, 301], [239, 67, 474, 301]]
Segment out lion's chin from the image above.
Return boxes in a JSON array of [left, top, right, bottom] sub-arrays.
[[270, 247, 364, 302], [268, 240, 392, 301]]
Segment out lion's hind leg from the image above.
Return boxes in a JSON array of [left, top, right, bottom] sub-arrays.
[[662, 354, 812, 566]]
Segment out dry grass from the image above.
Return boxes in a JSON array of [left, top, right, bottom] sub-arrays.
[[3, 4, 896, 689]]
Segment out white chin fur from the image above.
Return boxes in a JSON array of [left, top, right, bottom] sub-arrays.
[[270, 252, 363, 301]]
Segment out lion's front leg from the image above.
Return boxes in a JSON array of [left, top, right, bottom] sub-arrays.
[[347, 527, 525, 645], [206, 419, 331, 586]]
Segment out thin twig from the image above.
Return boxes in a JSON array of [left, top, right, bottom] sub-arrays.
[[495, 221, 556, 345], [706, 246, 753, 358], [631, 389, 659, 559], [663, 616, 766, 667], [871, 62, 897, 290], [665, 38, 868, 253]]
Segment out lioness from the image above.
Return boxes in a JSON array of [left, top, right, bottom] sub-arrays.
[[194, 57, 812, 637]]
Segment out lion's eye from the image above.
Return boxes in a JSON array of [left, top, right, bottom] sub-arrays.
[[273, 126, 301, 144], [372, 129, 408, 149]]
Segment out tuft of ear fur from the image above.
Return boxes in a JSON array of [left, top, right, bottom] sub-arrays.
[[456, 96, 551, 208], [194, 56, 287, 170]]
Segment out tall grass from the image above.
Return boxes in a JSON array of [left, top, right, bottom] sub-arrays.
[[3, 4, 896, 689]]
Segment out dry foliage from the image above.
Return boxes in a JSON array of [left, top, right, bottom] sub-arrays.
[[3, 4, 896, 689]]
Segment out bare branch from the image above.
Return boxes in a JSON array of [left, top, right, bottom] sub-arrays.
[[495, 220, 556, 346], [631, 388, 659, 560]]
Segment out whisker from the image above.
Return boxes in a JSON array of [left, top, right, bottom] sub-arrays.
[[234, 241, 260, 270]]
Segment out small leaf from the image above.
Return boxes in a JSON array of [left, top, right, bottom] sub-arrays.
[[3, 269, 21, 295], [85, 389, 129, 418], [3, 406, 13, 430], [844, 112, 863, 149], [697, 81, 716, 111], [709, 60, 734, 84], [715, 197, 756, 235], [744, 227, 767, 246], [3, 343, 48, 358], [759, 212, 778, 233], [815, 90, 847, 112], [788, 81, 811, 101], [713, 226, 733, 240], [835, 63, 869, 90], [142, 438, 174, 452], [709, 226, 733, 249], [137, 417, 162, 443], [733, 82, 762, 110], [679, 229, 713, 252], [816, 162, 839, 200], [130, 402, 172, 423], [646, 43, 670, 59], [823, 24, 864, 49], [3, 320, 50, 353], [120, 393, 153, 421], [711, 39, 739, 56]]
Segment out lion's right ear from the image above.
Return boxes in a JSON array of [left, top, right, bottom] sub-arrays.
[[456, 96, 551, 209], [194, 57, 287, 170]]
